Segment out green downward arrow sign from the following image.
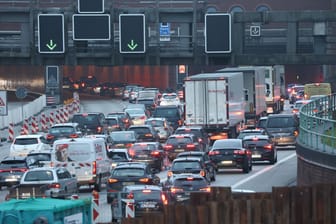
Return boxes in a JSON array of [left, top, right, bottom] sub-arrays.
[[127, 40, 138, 50], [46, 40, 57, 50]]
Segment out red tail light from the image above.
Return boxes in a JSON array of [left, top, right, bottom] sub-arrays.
[[92, 161, 97, 175], [170, 187, 183, 193], [49, 183, 61, 189], [150, 150, 161, 157], [125, 143, 133, 148], [264, 144, 273, 150], [139, 178, 150, 183], [97, 126, 102, 133], [46, 134, 54, 140], [234, 149, 246, 155], [128, 149, 135, 157], [200, 187, 211, 192], [145, 133, 153, 137], [198, 138, 203, 143], [164, 144, 173, 150], [161, 193, 168, 205], [140, 116, 146, 120], [69, 134, 78, 138], [186, 144, 196, 150], [209, 150, 220, 156]]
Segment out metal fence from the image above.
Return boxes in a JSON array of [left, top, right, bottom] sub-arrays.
[[298, 94, 336, 153]]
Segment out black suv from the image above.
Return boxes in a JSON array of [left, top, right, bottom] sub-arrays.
[[174, 126, 209, 152], [163, 134, 201, 161], [152, 105, 184, 130], [71, 112, 108, 135], [127, 125, 160, 142], [106, 162, 160, 203]]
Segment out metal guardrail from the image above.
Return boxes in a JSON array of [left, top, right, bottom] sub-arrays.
[[298, 94, 336, 154]]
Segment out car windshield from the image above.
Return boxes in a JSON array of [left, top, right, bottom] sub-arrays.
[[24, 170, 54, 181], [267, 117, 295, 128], [26, 154, 51, 166], [112, 168, 145, 177], [14, 138, 38, 145], [132, 190, 161, 201], [162, 94, 177, 100], [172, 161, 201, 170]]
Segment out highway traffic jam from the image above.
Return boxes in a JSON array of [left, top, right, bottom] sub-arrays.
[[0, 65, 308, 222]]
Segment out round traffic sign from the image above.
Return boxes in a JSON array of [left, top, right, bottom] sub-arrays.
[[15, 87, 28, 99]]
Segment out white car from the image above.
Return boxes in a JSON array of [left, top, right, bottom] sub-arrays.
[[10, 134, 51, 157], [159, 93, 182, 106]]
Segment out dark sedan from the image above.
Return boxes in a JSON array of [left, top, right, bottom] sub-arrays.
[[208, 139, 252, 173], [242, 135, 277, 164], [0, 156, 29, 189]]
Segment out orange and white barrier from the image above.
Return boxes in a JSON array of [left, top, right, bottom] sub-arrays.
[[49, 112, 55, 127], [122, 199, 135, 218], [40, 113, 47, 132], [20, 119, 29, 135], [31, 116, 38, 134]]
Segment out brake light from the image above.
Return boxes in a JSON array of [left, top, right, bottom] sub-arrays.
[[49, 183, 61, 189], [69, 133, 78, 138], [145, 133, 153, 137], [151, 150, 161, 157], [186, 177, 194, 181], [161, 193, 168, 205], [263, 144, 273, 150], [97, 126, 102, 133], [108, 178, 118, 184], [294, 130, 299, 137], [92, 161, 96, 175], [170, 187, 183, 193], [186, 144, 196, 150], [209, 150, 220, 156], [234, 150, 246, 155], [198, 138, 203, 143], [139, 178, 150, 183], [164, 144, 173, 150], [167, 171, 173, 177], [128, 149, 135, 157], [46, 134, 54, 140], [140, 116, 146, 120], [200, 170, 205, 177], [125, 143, 133, 148], [200, 187, 211, 192]]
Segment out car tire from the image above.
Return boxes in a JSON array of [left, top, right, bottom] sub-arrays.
[[242, 159, 250, 173], [211, 169, 216, 181]]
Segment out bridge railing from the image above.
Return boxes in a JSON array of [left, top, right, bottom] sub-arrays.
[[298, 94, 336, 154]]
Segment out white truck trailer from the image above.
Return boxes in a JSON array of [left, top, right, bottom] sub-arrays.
[[263, 65, 286, 114], [184, 72, 245, 142], [217, 66, 267, 128]]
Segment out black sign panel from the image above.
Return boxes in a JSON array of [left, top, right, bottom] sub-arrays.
[[205, 13, 231, 53], [73, 14, 111, 40], [38, 14, 65, 53], [119, 14, 145, 53], [78, 0, 104, 13]]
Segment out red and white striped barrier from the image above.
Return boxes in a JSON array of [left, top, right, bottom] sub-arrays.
[[55, 110, 61, 124], [8, 123, 14, 142], [92, 190, 99, 222], [31, 116, 38, 134], [40, 113, 48, 132], [122, 199, 135, 218], [49, 112, 55, 127], [20, 119, 29, 135]]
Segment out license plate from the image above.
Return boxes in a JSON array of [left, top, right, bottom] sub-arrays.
[[137, 154, 148, 158], [123, 182, 135, 186], [252, 154, 262, 158], [175, 149, 185, 152], [221, 161, 232, 165], [21, 193, 31, 198], [141, 202, 156, 208]]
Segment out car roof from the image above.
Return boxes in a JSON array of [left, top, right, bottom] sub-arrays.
[[52, 123, 78, 127], [108, 148, 129, 153], [177, 151, 205, 157], [240, 129, 264, 133], [2, 156, 27, 161], [115, 162, 148, 169], [169, 134, 195, 138], [176, 126, 204, 130], [15, 134, 44, 139], [128, 125, 152, 128], [146, 117, 166, 121], [25, 167, 59, 172]]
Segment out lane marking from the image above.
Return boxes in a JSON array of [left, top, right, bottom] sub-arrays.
[[232, 153, 297, 189]]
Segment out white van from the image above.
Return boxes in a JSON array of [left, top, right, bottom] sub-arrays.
[[51, 137, 111, 191]]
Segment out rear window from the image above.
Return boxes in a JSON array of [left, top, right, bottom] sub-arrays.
[[133, 190, 161, 200], [110, 132, 136, 141], [112, 168, 145, 177], [167, 136, 192, 145], [108, 151, 128, 160], [172, 161, 201, 170], [175, 129, 201, 138], [267, 117, 296, 128], [145, 120, 164, 127], [54, 143, 91, 162], [0, 160, 27, 168], [72, 114, 99, 125], [49, 127, 75, 134], [14, 138, 38, 145], [128, 127, 151, 134], [24, 170, 54, 181], [132, 144, 156, 151], [106, 119, 118, 125], [153, 108, 180, 118]]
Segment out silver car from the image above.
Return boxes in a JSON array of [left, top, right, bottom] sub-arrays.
[[145, 117, 173, 142], [19, 167, 78, 198]]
